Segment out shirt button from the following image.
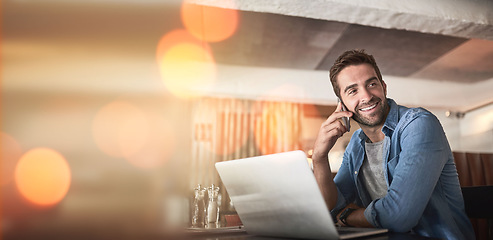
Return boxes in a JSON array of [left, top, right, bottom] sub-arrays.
[[354, 171, 358, 175]]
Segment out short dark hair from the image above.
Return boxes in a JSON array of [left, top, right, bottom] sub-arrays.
[[329, 49, 383, 98]]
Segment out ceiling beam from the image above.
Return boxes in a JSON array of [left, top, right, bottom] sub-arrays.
[[190, 0, 493, 41]]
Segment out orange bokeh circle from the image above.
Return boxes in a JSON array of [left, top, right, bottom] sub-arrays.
[[156, 29, 211, 65], [158, 42, 216, 99], [181, 0, 238, 42], [15, 148, 71, 206], [125, 113, 176, 169], [92, 100, 149, 159]]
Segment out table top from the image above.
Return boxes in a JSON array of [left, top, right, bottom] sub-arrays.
[[161, 225, 441, 240], [3, 224, 441, 240]]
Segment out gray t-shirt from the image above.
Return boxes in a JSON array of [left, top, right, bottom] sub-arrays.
[[361, 140, 387, 200]]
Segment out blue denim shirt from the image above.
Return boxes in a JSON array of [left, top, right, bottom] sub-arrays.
[[331, 99, 475, 240]]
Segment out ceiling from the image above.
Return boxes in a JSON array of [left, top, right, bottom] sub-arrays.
[[3, 0, 493, 112], [211, 11, 493, 84]]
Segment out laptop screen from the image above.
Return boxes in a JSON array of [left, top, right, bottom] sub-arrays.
[[216, 150, 339, 239]]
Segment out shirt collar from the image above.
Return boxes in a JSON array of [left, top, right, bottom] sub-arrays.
[[382, 98, 398, 136]]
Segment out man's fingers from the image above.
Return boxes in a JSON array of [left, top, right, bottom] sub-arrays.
[[313, 113, 349, 160], [325, 102, 343, 123], [321, 119, 346, 138], [336, 101, 343, 112], [324, 110, 352, 126]]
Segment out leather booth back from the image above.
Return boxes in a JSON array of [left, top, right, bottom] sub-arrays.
[[453, 152, 493, 240]]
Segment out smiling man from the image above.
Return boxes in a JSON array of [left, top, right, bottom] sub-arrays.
[[312, 49, 474, 239]]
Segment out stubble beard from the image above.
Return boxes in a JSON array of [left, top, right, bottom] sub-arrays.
[[352, 97, 389, 128]]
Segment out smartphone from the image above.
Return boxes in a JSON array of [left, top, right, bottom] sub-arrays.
[[337, 98, 350, 132]]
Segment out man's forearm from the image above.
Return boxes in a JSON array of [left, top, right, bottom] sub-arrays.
[[341, 208, 373, 228], [311, 102, 352, 212], [312, 155, 338, 211]]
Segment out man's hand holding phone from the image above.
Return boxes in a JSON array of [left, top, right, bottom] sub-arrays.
[[312, 100, 353, 162], [338, 98, 351, 132]]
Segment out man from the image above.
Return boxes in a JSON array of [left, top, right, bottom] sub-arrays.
[[312, 49, 475, 239]]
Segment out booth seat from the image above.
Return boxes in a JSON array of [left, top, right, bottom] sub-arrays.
[[453, 152, 493, 240]]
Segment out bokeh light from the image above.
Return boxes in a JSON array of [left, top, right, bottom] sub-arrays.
[[15, 148, 71, 206], [1, 132, 23, 186], [158, 42, 216, 99], [156, 29, 211, 65], [92, 100, 149, 159], [125, 114, 176, 169], [181, 0, 238, 42]]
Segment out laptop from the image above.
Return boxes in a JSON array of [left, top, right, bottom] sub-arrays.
[[215, 150, 388, 239]]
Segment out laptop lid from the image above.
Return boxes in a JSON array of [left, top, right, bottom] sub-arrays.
[[216, 150, 338, 239], [215, 150, 386, 239]]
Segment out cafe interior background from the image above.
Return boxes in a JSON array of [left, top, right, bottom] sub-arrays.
[[2, 0, 493, 237]]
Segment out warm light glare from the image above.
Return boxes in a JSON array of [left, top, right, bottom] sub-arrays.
[[263, 84, 306, 101], [15, 148, 71, 206], [1, 132, 23, 186], [159, 42, 216, 99], [92, 100, 149, 159], [181, 0, 238, 42], [253, 102, 281, 155], [252, 85, 305, 154]]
